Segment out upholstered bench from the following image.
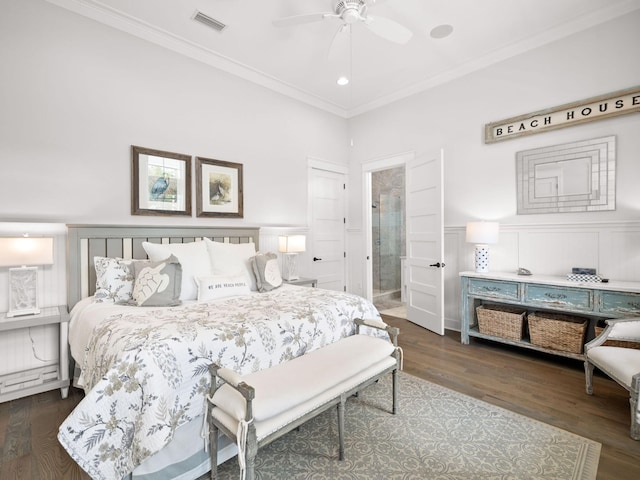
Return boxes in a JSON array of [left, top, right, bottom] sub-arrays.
[[206, 318, 400, 480]]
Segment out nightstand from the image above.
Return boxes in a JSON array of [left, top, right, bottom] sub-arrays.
[[283, 277, 318, 288], [0, 305, 70, 402]]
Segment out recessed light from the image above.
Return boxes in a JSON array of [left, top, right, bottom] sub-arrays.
[[337, 76, 349, 86], [430, 24, 453, 39]]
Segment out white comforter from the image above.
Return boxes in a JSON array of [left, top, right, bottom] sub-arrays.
[[58, 285, 382, 480]]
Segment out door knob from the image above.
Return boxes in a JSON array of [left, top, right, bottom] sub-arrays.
[[313, 257, 322, 261], [429, 262, 445, 268]]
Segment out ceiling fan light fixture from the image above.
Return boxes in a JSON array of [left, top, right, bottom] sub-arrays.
[[337, 76, 350, 86], [335, 0, 367, 24]]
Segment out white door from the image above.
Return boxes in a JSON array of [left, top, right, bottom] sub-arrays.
[[310, 168, 346, 291], [405, 149, 445, 335]]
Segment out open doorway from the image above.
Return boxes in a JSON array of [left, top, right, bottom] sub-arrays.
[[371, 166, 406, 318]]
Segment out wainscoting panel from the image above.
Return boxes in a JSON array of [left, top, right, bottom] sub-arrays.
[[350, 221, 640, 332], [2, 222, 637, 377], [443, 231, 461, 332], [445, 221, 640, 332], [518, 230, 601, 277], [601, 226, 640, 281]]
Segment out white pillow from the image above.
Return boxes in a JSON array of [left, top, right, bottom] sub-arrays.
[[195, 275, 251, 302], [203, 238, 257, 291], [142, 240, 212, 301]]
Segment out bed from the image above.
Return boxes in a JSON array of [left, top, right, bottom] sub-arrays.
[[58, 225, 383, 480]]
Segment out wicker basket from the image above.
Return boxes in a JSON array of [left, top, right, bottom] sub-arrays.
[[528, 312, 587, 354], [594, 325, 640, 349], [476, 304, 526, 341]]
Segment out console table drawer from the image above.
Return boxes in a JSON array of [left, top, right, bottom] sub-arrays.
[[468, 279, 519, 301], [525, 285, 593, 311], [600, 291, 640, 316]]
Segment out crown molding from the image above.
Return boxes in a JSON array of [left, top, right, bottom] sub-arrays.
[[45, 0, 349, 118], [46, 0, 640, 119], [348, 1, 640, 117]]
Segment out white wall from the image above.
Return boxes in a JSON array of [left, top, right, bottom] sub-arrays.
[[2, 0, 639, 334], [1, 0, 351, 311], [0, 0, 350, 375], [349, 11, 640, 227], [347, 11, 640, 327], [0, 0, 350, 227]]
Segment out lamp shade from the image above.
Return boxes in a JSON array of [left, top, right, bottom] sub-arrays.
[[465, 222, 499, 245], [0, 237, 54, 267], [278, 235, 306, 254]]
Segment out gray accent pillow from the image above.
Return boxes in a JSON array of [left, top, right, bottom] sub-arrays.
[[251, 252, 283, 292], [129, 255, 182, 307]]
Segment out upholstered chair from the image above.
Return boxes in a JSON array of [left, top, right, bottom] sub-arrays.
[[584, 318, 640, 440]]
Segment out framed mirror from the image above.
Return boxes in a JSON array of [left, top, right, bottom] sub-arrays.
[[131, 146, 192, 216], [516, 135, 615, 214]]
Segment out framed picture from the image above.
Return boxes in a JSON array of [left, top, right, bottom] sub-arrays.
[[196, 157, 244, 218], [131, 146, 191, 216]]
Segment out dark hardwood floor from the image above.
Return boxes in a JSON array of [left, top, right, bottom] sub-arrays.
[[1, 316, 638, 479]]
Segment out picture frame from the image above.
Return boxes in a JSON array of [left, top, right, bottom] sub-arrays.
[[196, 157, 244, 218], [131, 145, 192, 216]]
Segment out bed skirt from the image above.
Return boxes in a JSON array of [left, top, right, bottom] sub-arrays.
[[128, 415, 237, 480]]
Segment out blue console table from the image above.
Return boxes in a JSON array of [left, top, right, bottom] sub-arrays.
[[460, 271, 640, 360]]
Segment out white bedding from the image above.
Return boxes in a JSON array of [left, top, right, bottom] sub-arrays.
[[59, 285, 383, 480], [68, 297, 199, 386]]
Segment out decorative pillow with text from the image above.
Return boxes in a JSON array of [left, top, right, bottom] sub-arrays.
[[195, 274, 251, 302]]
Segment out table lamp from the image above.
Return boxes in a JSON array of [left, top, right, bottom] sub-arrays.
[[465, 222, 499, 273], [278, 235, 306, 281], [0, 236, 54, 317]]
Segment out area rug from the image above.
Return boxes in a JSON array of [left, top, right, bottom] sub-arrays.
[[215, 372, 600, 480]]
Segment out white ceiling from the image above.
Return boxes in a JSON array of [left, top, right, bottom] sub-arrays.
[[47, 0, 640, 117]]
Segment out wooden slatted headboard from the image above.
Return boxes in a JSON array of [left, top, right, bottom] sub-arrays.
[[66, 224, 260, 308]]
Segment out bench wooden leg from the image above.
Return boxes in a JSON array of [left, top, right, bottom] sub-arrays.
[[392, 368, 398, 414], [337, 397, 345, 461], [630, 374, 640, 441], [584, 360, 594, 395], [244, 430, 258, 480], [209, 413, 219, 479]]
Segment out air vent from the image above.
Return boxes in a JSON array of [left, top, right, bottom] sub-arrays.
[[192, 11, 226, 32]]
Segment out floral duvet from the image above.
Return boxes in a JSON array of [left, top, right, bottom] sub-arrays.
[[58, 285, 382, 480]]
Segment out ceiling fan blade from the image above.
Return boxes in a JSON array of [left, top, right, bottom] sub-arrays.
[[364, 15, 413, 44], [328, 24, 350, 62], [272, 12, 335, 28]]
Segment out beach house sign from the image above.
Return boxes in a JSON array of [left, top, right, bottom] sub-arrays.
[[484, 85, 640, 143]]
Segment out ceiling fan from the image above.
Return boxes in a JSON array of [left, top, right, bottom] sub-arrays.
[[273, 0, 413, 60]]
